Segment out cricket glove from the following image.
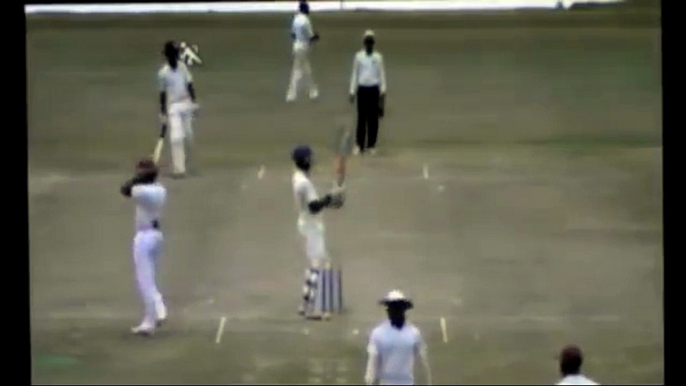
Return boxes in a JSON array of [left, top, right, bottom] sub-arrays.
[[328, 184, 346, 209]]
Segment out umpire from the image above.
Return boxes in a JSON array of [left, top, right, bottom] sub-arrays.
[[349, 30, 387, 156]]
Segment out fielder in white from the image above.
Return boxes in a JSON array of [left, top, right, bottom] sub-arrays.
[[286, 1, 319, 102], [365, 291, 432, 385], [556, 345, 599, 385], [120, 158, 168, 336], [158, 41, 199, 178], [291, 145, 343, 317]]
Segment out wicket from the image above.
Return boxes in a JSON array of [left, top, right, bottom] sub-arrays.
[[306, 263, 344, 320]]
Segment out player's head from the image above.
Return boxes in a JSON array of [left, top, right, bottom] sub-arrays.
[[299, 1, 310, 14], [136, 157, 159, 183], [292, 145, 313, 172], [559, 345, 583, 376], [163, 40, 179, 64], [380, 290, 413, 327], [363, 30, 375, 52]]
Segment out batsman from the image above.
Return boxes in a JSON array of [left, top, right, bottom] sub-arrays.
[[157, 40, 199, 178], [291, 144, 346, 319]]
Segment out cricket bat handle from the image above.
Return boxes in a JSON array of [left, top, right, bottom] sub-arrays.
[[152, 123, 167, 164]]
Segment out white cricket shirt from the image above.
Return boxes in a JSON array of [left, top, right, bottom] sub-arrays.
[[350, 50, 387, 95], [557, 375, 599, 385], [367, 320, 426, 385], [291, 13, 314, 46], [132, 183, 166, 231], [292, 170, 323, 232], [158, 61, 193, 104]]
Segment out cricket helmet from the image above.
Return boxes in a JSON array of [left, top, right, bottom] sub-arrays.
[[292, 145, 313, 168]]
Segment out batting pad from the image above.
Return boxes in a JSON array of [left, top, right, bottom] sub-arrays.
[[306, 264, 344, 319]]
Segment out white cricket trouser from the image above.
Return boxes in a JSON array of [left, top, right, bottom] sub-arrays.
[[287, 42, 318, 99], [299, 222, 327, 267], [168, 100, 194, 174], [133, 228, 165, 328]]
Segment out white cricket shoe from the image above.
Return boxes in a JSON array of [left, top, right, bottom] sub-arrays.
[[155, 302, 167, 326], [286, 93, 297, 103], [131, 324, 155, 336], [309, 89, 319, 100], [353, 146, 361, 156]]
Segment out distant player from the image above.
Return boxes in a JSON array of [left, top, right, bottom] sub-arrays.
[[291, 145, 343, 318], [556, 345, 599, 385], [158, 41, 199, 178], [365, 291, 432, 385], [120, 158, 168, 336], [349, 30, 387, 156], [286, 1, 320, 102]]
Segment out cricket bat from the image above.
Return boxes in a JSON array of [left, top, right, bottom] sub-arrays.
[[152, 123, 167, 165]]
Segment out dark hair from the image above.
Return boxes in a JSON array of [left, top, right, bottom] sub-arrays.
[[163, 41, 179, 61], [299, 1, 309, 13], [136, 158, 159, 182], [559, 346, 583, 375]]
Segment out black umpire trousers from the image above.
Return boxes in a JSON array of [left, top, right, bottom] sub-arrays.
[[356, 85, 380, 152]]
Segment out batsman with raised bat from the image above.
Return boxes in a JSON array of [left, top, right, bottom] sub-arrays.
[[120, 158, 168, 336], [157, 40, 199, 178], [291, 144, 345, 319]]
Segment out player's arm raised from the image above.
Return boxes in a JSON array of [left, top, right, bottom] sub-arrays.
[[299, 183, 337, 214], [120, 170, 150, 198]]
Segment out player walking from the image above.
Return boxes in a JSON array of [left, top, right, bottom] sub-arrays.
[[365, 291, 432, 385], [291, 145, 343, 318], [286, 1, 320, 102], [158, 41, 199, 178], [120, 158, 168, 336]]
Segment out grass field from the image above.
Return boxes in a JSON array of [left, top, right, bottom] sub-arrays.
[[28, 6, 662, 385]]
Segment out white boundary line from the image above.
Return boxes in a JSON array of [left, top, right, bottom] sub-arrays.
[[24, 0, 624, 14]]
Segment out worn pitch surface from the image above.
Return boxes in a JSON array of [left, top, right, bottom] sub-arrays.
[[28, 8, 662, 385]]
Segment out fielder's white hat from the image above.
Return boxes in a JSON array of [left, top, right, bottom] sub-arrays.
[[364, 29, 375, 38], [380, 290, 413, 308]]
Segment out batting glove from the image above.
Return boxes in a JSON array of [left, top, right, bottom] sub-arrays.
[[328, 185, 346, 209]]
